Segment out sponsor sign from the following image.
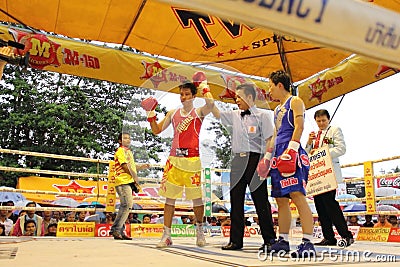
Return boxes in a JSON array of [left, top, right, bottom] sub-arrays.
[[95, 224, 131, 237], [306, 146, 338, 196], [56, 222, 95, 237], [388, 228, 400, 242], [356, 227, 390, 242], [131, 224, 164, 238]]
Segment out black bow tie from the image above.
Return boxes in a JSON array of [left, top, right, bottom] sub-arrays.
[[240, 109, 251, 117]]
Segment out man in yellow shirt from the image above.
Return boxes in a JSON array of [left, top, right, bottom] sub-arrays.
[[373, 215, 392, 228], [110, 132, 149, 240]]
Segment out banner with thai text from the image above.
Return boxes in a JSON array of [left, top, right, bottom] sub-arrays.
[[356, 227, 391, 242], [306, 146, 338, 196], [56, 222, 95, 237]]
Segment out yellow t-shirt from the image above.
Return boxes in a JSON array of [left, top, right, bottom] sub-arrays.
[[114, 146, 137, 186], [373, 221, 392, 228]]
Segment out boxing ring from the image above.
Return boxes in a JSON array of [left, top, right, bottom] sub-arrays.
[[1, 149, 400, 266]]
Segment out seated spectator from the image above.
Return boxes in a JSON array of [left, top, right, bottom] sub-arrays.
[[187, 210, 196, 224], [150, 214, 159, 223], [12, 202, 44, 236], [0, 224, 5, 236], [105, 212, 116, 224], [142, 214, 151, 224], [18, 210, 27, 217], [5, 201, 18, 223], [23, 219, 37, 236], [129, 213, 141, 224], [59, 211, 66, 221], [388, 215, 398, 228], [64, 212, 76, 222], [44, 223, 58, 236], [216, 208, 230, 226], [362, 215, 375, 227], [181, 215, 190, 224], [52, 211, 61, 222], [42, 211, 57, 235], [347, 215, 361, 226], [208, 216, 217, 226], [374, 215, 392, 228], [0, 205, 13, 235], [77, 211, 87, 222]]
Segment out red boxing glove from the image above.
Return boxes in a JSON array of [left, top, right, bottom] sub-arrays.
[[192, 71, 210, 95], [141, 97, 158, 111], [276, 141, 300, 177], [257, 152, 272, 179], [140, 97, 158, 122]]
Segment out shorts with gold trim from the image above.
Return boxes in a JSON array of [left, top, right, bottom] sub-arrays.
[[159, 156, 202, 200]]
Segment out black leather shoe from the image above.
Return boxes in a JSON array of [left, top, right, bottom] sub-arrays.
[[315, 238, 337, 246], [111, 232, 123, 240], [339, 237, 354, 247], [221, 242, 243, 250], [121, 234, 132, 240]]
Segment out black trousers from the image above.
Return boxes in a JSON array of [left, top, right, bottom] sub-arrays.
[[314, 189, 352, 240], [229, 153, 276, 246]]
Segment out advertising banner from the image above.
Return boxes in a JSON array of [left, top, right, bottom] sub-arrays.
[[306, 146, 338, 196], [356, 227, 391, 242], [56, 222, 95, 237]]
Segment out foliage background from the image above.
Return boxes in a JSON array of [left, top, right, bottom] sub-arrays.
[[0, 66, 171, 187]]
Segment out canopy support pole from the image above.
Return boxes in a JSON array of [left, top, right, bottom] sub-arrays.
[[330, 94, 345, 123], [274, 34, 295, 95], [120, 0, 148, 49]]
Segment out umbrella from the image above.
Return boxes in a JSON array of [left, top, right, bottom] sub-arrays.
[[375, 188, 400, 197], [376, 205, 399, 212], [336, 193, 358, 205], [378, 199, 400, 205], [336, 194, 358, 200], [77, 201, 105, 208], [51, 198, 80, 207], [0, 186, 26, 203], [212, 203, 228, 213], [343, 204, 366, 212], [14, 200, 41, 208]]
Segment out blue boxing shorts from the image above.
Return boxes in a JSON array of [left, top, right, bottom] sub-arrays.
[[269, 142, 310, 198]]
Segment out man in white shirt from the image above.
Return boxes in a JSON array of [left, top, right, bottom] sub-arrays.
[[305, 109, 353, 247], [0, 207, 13, 235]]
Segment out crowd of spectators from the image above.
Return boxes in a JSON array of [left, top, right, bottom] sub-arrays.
[[1, 200, 399, 237]]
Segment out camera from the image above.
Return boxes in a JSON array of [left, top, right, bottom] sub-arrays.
[[0, 39, 30, 69]]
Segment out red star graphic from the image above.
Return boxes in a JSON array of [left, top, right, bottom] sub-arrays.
[[191, 173, 201, 186], [241, 45, 250, 51], [217, 52, 224, 57], [228, 49, 237, 54], [53, 180, 95, 201]]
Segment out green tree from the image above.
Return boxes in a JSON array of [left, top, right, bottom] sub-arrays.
[[0, 66, 170, 186], [206, 102, 236, 169]]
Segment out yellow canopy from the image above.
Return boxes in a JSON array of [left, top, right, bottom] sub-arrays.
[[0, 0, 399, 109]]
